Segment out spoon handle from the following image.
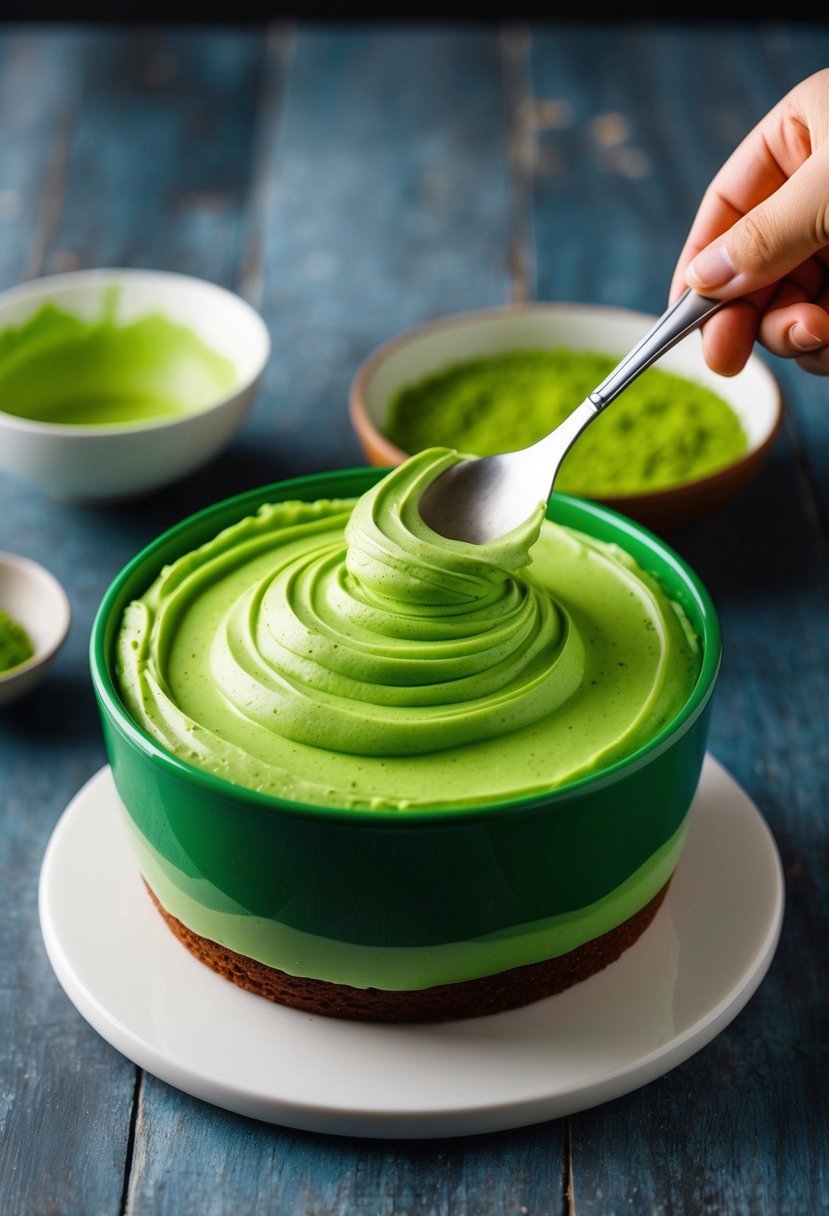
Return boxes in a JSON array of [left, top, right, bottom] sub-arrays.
[[588, 288, 724, 412]]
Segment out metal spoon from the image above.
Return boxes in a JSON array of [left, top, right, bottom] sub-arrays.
[[418, 288, 725, 544]]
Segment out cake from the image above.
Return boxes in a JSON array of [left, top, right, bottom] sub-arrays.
[[144, 880, 670, 1022], [104, 449, 710, 1021]]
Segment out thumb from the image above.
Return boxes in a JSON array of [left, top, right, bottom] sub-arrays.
[[685, 144, 829, 298]]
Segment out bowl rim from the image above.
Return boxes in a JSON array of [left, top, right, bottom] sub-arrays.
[[0, 266, 271, 438], [348, 299, 784, 507], [90, 467, 722, 826], [0, 551, 71, 683]]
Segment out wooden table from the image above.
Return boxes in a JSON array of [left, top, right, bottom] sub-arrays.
[[1, 20, 827, 1215]]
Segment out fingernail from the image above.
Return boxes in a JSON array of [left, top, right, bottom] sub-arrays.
[[686, 244, 736, 290], [791, 323, 825, 352]]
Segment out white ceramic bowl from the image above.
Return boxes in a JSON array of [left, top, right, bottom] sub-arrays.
[[0, 552, 71, 708], [0, 268, 271, 503], [349, 302, 783, 533]]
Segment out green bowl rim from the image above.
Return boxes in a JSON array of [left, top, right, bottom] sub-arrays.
[[90, 467, 722, 826]]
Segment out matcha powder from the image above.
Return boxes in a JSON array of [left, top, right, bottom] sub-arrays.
[[385, 348, 748, 496], [0, 608, 35, 673]]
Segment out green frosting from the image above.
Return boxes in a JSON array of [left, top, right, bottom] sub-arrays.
[[116, 448, 701, 810], [385, 348, 748, 494], [0, 608, 34, 672], [0, 296, 237, 426], [121, 803, 689, 988]]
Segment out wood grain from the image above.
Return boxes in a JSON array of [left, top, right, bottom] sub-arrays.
[[1, 20, 828, 1216], [528, 22, 829, 1216]]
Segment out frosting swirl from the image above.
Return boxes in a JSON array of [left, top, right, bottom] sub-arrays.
[[116, 449, 700, 809], [209, 451, 583, 755]]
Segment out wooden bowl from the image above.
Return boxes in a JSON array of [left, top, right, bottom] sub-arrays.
[[349, 302, 783, 534]]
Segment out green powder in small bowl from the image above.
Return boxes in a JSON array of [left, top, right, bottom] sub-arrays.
[[385, 349, 748, 496], [0, 608, 35, 673]]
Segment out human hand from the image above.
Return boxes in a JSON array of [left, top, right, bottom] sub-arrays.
[[671, 68, 829, 376]]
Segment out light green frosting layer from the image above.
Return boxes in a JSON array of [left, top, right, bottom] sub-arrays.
[[116, 448, 701, 810], [121, 799, 688, 989]]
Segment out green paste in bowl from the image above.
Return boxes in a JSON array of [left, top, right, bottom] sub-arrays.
[[0, 608, 34, 673], [384, 349, 748, 496], [0, 299, 237, 426]]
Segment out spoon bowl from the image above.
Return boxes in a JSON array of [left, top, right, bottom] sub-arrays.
[[418, 289, 723, 544]]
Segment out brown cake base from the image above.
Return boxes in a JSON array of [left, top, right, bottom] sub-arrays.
[[145, 879, 670, 1023]]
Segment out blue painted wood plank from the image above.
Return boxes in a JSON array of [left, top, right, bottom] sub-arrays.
[[2, 20, 829, 1216], [123, 1077, 563, 1216], [0, 24, 272, 1216], [527, 22, 829, 1216], [0, 27, 85, 289], [45, 25, 266, 286], [117, 25, 561, 1216], [0, 28, 142, 1216], [527, 21, 793, 312], [245, 24, 515, 480]]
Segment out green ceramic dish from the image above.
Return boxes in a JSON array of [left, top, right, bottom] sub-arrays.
[[90, 469, 721, 993]]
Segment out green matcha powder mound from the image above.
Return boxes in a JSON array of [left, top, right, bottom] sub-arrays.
[[385, 348, 748, 495]]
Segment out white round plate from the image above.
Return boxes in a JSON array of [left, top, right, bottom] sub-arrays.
[[39, 755, 783, 1139]]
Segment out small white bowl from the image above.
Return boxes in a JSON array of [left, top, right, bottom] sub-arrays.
[[0, 268, 271, 503], [349, 302, 783, 533], [0, 552, 71, 708]]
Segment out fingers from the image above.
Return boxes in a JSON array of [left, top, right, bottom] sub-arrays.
[[758, 277, 829, 372], [701, 268, 829, 376], [669, 98, 794, 303], [669, 70, 829, 375], [690, 282, 779, 376], [760, 301, 829, 352], [697, 302, 760, 377], [670, 69, 829, 305], [685, 144, 829, 300], [669, 192, 744, 303]]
